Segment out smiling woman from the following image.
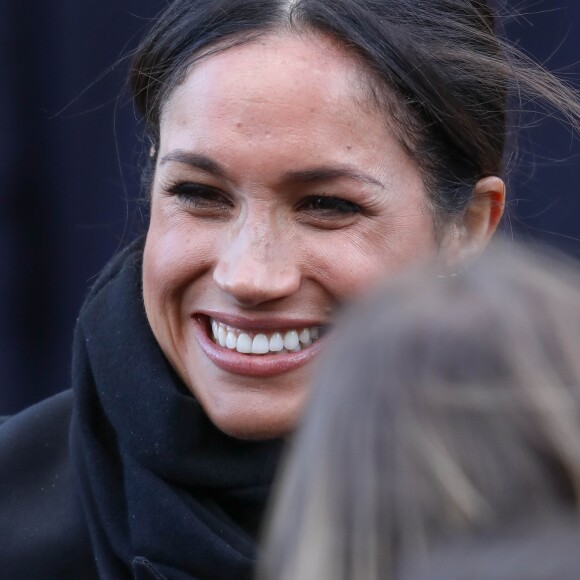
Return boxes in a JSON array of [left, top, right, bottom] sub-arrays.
[[1, 1, 580, 579], [143, 32, 436, 439]]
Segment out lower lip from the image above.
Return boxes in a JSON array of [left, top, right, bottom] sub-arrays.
[[192, 317, 325, 378]]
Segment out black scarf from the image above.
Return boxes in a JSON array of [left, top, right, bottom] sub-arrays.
[[70, 240, 284, 580]]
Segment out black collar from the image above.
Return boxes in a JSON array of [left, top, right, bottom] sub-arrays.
[[70, 239, 283, 580]]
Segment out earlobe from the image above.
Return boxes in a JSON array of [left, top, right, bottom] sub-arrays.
[[469, 175, 506, 245], [440, 176, 505, 265], [445, 176, 506, 263]]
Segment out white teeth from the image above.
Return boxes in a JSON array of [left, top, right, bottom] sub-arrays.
[[236, 333, 252, 354], [299, 328, 312, 346], [226, 331, 237, 349], [283, 330, 299, 350], [269, 332, 284, 352], [209, 319, 322, 355], [251, 334, 270, 354], [218, 326, 227, 347]]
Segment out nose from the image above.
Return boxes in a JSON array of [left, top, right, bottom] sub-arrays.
[[213, 218, 301, 307]]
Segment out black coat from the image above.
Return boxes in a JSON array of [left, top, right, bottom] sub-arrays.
[[0, 390, 98, 578], [0, 241, 283, 580]]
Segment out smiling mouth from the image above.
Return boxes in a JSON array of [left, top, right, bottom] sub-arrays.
[[208, 318, 325, 355]]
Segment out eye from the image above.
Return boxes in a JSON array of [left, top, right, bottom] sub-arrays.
[[164, 181, 233, 213], [298, 195, 362, 220]]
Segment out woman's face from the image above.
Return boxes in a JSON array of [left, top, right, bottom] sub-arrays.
[[143, 32, 436, 439]]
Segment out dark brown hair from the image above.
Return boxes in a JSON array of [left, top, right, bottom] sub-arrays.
[[130, 0, 580, 229], [260, 240, 580, 579]]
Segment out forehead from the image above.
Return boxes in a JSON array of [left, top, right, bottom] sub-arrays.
[[165, 33, 362, 110], [158, 31, 420, 187], [161, 32, 381, 137]]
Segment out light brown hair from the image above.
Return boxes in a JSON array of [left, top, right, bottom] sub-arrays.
[[260, 239, 580, 579]]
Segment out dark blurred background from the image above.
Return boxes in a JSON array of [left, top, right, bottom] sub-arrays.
[[1, 1, 580, 414]]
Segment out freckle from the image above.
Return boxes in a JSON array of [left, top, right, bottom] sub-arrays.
[[346, 145, 352, 150]]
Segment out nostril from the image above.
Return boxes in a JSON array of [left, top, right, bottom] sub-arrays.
[[213, 261, 301, 306]]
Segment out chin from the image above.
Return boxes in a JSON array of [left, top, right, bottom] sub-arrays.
[[199, 389, 307, 441]]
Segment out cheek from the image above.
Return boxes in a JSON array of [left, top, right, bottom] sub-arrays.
[[305, 212, 436, 300], [142, 206, 214, 317]]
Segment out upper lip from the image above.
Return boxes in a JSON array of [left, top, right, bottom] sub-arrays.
[[194, 310, 329, 331]]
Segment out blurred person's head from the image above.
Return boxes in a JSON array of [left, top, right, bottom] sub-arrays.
[[260, 239, 580, 580]]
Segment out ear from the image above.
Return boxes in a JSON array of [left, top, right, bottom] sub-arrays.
[[443, 176, 506, 263]]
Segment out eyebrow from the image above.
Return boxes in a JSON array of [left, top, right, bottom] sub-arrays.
[[159, 149, 385, 189], [160, 150, 228, 179], [281, 167, 385, 189]]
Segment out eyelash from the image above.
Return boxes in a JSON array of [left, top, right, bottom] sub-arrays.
[[298, 195, 362, 216], [165, 182, 233, 210], [163, 181, 362, 220]]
